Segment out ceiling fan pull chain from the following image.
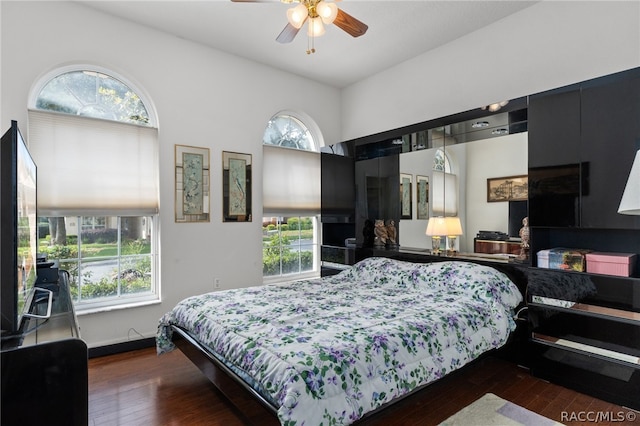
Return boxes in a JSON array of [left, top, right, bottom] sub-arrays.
[[306, 34, 315, 54]]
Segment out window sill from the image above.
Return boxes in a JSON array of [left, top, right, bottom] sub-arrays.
[[75, 297, 161, 316]]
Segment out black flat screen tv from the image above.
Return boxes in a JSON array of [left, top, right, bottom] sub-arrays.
[[1, 120, 38, 335]]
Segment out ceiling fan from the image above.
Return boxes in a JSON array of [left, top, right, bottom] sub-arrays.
[[231, 0, 368, 54]]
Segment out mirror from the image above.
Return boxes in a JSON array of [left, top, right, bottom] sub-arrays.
[[339, 97, 528, 254], [399, 127, 528, 253]]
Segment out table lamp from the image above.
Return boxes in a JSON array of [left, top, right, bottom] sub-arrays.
[[426, 217, 447, 254]]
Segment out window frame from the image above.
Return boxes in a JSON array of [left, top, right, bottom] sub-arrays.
[[30, 65, 160, 312], [262, 216, 320, 284], [28, 64, 158, 128], [42, 214, 160, 314], [262, 111, 323, 283]]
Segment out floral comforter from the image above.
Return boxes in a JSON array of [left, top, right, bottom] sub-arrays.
[[157, 257, 522, 426]]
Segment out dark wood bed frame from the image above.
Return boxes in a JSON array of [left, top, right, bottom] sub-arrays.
[[173, 325, 431, 425], [172, 325, 281, 425]]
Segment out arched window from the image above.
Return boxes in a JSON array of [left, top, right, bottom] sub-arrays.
[[433, 148, 451, 173], [35, 70, 152, 125], [432, 147, 457, 216], [262, 112, 321, 281], [263, 114, 315, 150], [28, 66, 159, 312]]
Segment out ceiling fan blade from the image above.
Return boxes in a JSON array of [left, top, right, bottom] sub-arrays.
[[333, 8, 368, 38], [276, 22, 302, 44]]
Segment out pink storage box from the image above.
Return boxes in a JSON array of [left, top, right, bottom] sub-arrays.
[[586, 252, 637, 277]]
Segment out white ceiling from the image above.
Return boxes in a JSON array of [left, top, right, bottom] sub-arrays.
[[77, 0, 538, 89]]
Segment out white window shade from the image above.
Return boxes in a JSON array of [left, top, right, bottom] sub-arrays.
[[28, 110, 159, 216], [263, 145, 320, 215], [432, 171, 458, 216]]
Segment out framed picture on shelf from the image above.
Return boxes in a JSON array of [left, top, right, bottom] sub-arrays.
[[400, 173, 412, 219], [487, 175, 528, 202], [175, 144, 210, 223], [416, 175, 429, 220], [222, 151, 252, 222]]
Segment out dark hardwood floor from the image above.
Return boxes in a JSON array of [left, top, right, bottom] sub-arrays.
[[88, 347, 636, 425]]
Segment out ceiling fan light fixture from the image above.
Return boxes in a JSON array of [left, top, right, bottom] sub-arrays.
[[316, 1, 338, 24], [307, 16, 326, 37], [287, 3, 308, 29]]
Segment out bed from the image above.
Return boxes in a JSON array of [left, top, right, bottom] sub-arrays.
[[157, 257, 523, 425]]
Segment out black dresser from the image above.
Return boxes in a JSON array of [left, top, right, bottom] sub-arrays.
[[1, 270, 88, 426]]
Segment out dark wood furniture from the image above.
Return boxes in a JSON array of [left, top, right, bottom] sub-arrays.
[[172, 326, 280, 426], [474, 238, 521, 255], [1, 270, 88, 426]]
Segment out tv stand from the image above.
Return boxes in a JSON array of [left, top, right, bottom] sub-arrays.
[[1, 269, 87, 426]]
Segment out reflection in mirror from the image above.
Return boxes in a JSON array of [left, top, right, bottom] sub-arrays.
[[399, 132, 527, 253], [339, 97, 527, 255]]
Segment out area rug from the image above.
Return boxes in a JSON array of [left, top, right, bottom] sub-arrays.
[[440, 393, 564, 425]]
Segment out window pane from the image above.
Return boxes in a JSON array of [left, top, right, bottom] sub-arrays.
[[262, 216, 317, 279], [37, 70, 150, 125], [263, 115, 313, 150], [40, 215, 155, 306]]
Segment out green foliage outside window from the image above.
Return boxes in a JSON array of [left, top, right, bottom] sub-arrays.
[[40, 217, 153, 303], [263, 234, 313, 276]]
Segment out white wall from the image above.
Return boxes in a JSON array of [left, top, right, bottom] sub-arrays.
[[341, 1, 640, 141], [464, 133, 528, 252], [398, 149, 436, 249], [1, 1, 341, 348]]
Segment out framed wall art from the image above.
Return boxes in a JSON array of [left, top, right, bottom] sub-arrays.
[[223, 151, 252, 222], [400, 173, 412, 219], [416, 175, 429, 220], [175, 144, 210, 223], [487, 174, 528, 202]]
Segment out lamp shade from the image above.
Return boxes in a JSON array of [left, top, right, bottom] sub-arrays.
[[426, 216, 463, 236], [287, 3, 308, 29], [443, 217, 463, 236], [618, 149, 640, 215], [426, 217, 447, 236], [316, 1, 338, 24], [307, 17, 326, 36]]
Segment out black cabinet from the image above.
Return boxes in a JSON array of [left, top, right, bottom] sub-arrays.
[[527, 268, 640, 409], [528, 85, 582, 228], [354, 154, 400, 247], [1, 270, 87, 426], [581, 70, 640, 229], [527, 67, 640, 409], [528, 84, 582, 169], [528, 67, 640, 231]]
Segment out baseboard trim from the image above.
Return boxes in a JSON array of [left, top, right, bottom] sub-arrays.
[[88, 337, 156, 358]]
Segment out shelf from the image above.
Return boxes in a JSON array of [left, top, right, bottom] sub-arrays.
[[532, 333, 640, 368], [530, 296, 640, 326]]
